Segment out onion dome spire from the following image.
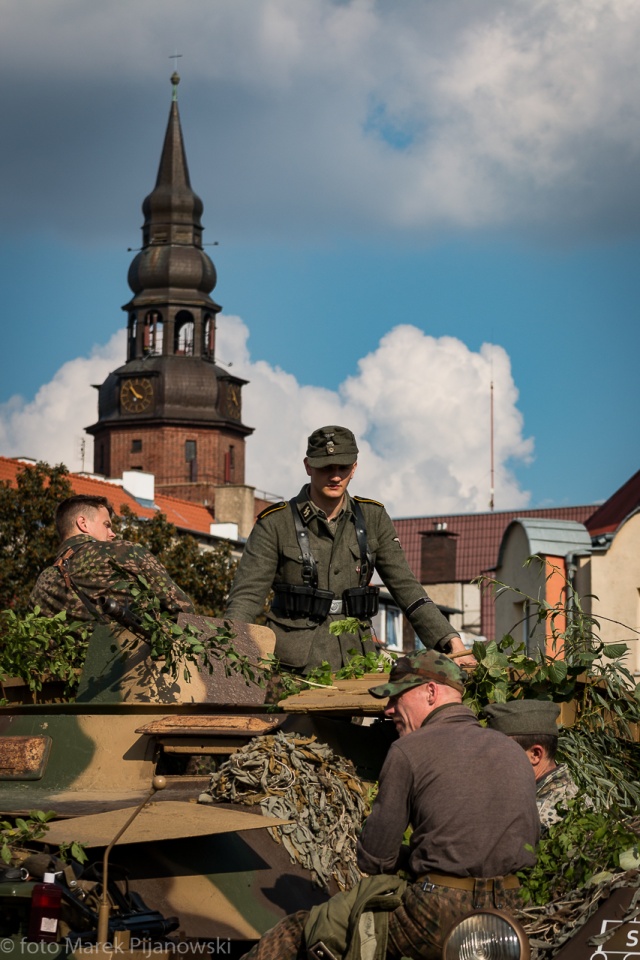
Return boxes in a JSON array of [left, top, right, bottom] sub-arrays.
[[127, 71, 216, 299]]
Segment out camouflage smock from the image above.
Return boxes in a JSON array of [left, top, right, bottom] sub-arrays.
[[225, 486, 458, 672], [29, 534, 194, 622], [536, 763, 579, 832]]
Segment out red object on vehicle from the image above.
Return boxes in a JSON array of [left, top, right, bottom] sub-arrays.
[[27, 872, 61, 943]]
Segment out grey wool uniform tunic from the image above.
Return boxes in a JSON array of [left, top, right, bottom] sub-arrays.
[[225, 485, 458, 672]]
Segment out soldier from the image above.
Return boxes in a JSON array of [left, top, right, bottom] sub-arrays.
[[226, 425, 474, 673], [241, 650, 538, 960], [30, 495, 194, 622], [483, 700, 579, 832]]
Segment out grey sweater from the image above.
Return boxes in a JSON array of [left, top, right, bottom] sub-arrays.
[[357, 703, 539, 878]]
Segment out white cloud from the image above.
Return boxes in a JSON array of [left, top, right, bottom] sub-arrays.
[[0, 332, 125, 473], [218, 315, 533, 514], [0, 316, 532, 516]]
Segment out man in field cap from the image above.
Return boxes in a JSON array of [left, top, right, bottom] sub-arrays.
[[241, 647, 537, 960], [226, 425, 474, 674], [484, 700, 579, 832]]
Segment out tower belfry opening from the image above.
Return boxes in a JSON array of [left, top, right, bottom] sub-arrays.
[[86, 73, 253, 504]]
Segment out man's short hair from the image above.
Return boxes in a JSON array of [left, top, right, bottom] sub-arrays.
[[55, 495, 114, 540], [510, 733, 559, 762]]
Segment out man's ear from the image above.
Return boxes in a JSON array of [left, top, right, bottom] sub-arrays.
[[526, 744, 545, 767], [75, 513, 89, 534], [304, 457, 311, 477]]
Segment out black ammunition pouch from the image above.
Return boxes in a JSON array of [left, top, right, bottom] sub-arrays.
[[271, 583, 334, 621], [342, 585, 380, 619]]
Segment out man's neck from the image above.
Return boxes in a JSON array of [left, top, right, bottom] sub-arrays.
[[535, 757, 558, 783], [307, 486, 347, 521]]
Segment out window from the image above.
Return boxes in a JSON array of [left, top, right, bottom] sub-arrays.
[[224, 445, 236, 482], [131, 439, 142, 453], [203, 315, 215, 358], [174, 311, 194, 356], [372, 602, 404, 652], [128, 314, 138, 359], [185, 440, 197, 462], [143, 311, 163, 355]]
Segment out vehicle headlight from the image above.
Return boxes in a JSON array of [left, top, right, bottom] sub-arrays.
[[442, 909, 530, 959]]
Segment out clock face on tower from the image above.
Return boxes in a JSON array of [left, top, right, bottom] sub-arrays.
[[120, 377, 154, 414], [226, 383, 241, 419]]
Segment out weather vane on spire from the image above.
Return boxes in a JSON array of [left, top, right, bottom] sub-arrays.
[[169, 51, 182, 101]]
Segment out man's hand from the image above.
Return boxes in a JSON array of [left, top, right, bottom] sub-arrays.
[[448, 636, 477, 669]]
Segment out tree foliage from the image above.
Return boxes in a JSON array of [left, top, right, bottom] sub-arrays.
[[0, 461, 73, 614], [469, 571, 640, 907]]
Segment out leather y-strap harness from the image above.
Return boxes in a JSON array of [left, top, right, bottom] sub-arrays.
[[53, 543, 104, 621], [290, 497, 373, 589]]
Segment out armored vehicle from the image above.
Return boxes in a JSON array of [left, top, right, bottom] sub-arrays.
[[0, 614, 391, 954], [2, 616, 637, 959]]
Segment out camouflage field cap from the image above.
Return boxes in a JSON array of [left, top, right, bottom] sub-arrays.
[[369, 649, 466, 699], [306, 426, 359, 467], [483, 700, 561, 737]]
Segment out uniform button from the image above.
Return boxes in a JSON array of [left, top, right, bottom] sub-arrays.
[[334, 569, 340, 574]]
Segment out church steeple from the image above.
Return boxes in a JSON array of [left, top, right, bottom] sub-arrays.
[[86, 74, 253, 504], [125, 71, 219, 361]]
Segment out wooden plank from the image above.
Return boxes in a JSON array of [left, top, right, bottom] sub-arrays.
[[135, 715, 281, 736], [280, 674, 388, 713]]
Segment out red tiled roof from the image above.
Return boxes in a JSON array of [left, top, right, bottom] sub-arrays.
[[585, 470, 640, 537], [393, 505, 596, 583], [154, 493, 214, 535], [0, 457, 214, 536]]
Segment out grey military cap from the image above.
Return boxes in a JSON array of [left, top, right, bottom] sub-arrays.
[[306, 426, 358, 467], [483, 700, 561, 737]]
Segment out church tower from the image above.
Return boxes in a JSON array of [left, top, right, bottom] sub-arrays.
[[87, 73, 252, 505]]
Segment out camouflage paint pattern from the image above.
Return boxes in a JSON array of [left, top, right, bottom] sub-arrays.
[[75, 616, 274, 705], [0, 618, 332, 944]]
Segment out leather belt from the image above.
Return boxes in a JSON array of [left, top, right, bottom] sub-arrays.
[[416, 872, 520, 891]]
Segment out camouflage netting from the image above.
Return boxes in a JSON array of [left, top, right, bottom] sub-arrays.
[[518, 871, 640, 958], [199, 731, 368, 892]]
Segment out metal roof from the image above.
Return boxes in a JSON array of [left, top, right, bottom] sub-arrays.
[[392, 505, 595, 583], [497, 517, 592, 568]]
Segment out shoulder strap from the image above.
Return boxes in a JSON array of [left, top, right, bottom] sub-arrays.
[[350, 498, 373, 587], [353, 495, 384, 508], [256, 501, 287, 521], [289, 499, 318, 589], [53, 543, 105, 622]]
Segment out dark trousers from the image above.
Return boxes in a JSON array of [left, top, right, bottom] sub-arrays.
[[241, 878, 522, 960]]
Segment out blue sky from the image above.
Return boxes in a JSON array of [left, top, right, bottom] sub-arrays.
[[0, 0, 638, 516]]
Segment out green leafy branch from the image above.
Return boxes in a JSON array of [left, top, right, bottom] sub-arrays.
[[107, 565, 262, 685], [519, 799, 640, 905], [266, 618, 394, 702], [1, 810, 56, 865], [0, 608, 90, 701]]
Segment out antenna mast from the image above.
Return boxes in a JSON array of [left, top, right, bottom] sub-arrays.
[[489, 378, 495, 511]]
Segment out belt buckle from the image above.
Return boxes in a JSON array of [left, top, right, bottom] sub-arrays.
[[421, 881, 435, 894], [308, 942, 339, 960], [329, 599, 342, 614]]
